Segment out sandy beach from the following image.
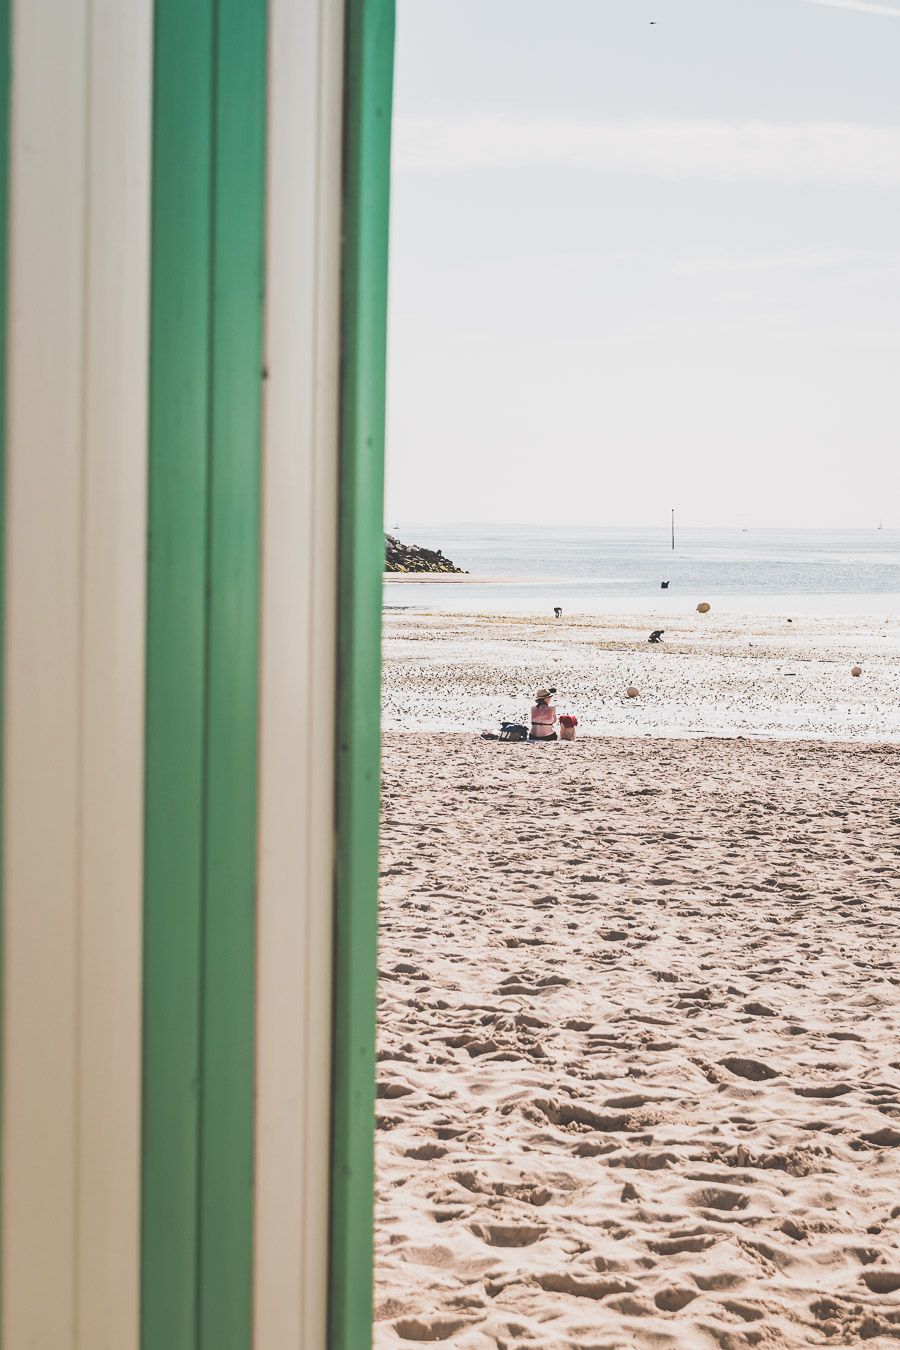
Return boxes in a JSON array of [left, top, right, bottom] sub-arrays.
[[375, 627, 900, 1346], [382, 609, 900, 743]]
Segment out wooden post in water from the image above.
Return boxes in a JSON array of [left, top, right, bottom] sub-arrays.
[[671, 508, 675, 551]]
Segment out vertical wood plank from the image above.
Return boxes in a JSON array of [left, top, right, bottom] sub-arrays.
[[198, 0, 266, 1343], [78, 0, 152, 1344], [141, 1, 214, 1344], [330, 2, 395, 1346], [2, 1, 87, 1342], [253, 0, 345, 1344], [3, 4, 152, 1345], [0, 4, 9, 1313]]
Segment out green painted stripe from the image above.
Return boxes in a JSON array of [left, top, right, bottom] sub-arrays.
[[0, 0, 9, 1329], [141, 0, 215, 1344], [197, 0, 266, 1343], [330, 2, 395, 1347], [143, 0, 265, 1343]]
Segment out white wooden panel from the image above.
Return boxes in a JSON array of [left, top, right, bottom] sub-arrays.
[[77, 0, 151, 1345], [2, 1, 151, 1345], [2, 1, 88, 1339], [253, 0, 345, 1344]]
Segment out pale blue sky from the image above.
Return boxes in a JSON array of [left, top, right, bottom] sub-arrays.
[[385, 0, 900, 528]]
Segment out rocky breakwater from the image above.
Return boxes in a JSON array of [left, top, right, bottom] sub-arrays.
[[385, 534, 466, 574]]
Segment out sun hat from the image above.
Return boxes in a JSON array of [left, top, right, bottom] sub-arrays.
[[535, 688, 552, 701]]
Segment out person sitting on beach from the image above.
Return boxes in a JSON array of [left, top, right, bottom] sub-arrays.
[[530, 689, 558, 741]]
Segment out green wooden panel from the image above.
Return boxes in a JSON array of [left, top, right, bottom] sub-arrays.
[[330, 2, 396, 1347], [141, 0, 215, 1344], [197, 0, 266, 1343]]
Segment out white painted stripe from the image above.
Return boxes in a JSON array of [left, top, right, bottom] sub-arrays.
[[2, 0, 151, 1344], [2, 1, 85, 1338], [76, 1, 151, 1345], [254, 0, 345, 1344]]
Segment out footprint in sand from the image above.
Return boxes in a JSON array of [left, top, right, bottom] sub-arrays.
[[722, 1298, 766, 1323], [376, 1081, 415, 1099], [861, 1271, 900, 1294], [469, 1222, 545, 1248], [690, 1186, 750, 1212], [654, 1285, 700, 1312], [392, 1316, 472, 1342], [795, 1082, 853, 1098], [857, 1126, 900, 1148], [719, 1056, 779, 1081], [404, 1143, 447, 1161], [535, 1099, 630, 1132], [649, 1233, 719, 1255], [536, 1272, 636, 1300]]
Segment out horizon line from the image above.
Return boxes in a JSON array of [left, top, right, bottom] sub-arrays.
[[386, 521, 894, 532]]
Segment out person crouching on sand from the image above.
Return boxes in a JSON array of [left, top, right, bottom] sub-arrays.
[[530, 688, 558, 741]]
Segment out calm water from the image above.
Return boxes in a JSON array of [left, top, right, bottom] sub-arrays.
[[385, 525, 900, 616]]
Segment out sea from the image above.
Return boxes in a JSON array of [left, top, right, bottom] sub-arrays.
[[384, 524, 900, 618]]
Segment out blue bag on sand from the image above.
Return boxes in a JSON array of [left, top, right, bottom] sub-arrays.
[[499, 722, 528, 742]]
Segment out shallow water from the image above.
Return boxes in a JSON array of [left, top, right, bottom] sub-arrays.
[[385, 525, 900, 617]]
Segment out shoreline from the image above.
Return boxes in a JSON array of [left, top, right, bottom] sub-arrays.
[[383, 589, 900, 619], [384, 572, 522, 585]]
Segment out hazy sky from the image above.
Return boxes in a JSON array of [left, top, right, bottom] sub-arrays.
[[385, 0, 900, 528]]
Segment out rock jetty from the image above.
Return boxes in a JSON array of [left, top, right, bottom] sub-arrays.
[[385, 534, 465, 574]]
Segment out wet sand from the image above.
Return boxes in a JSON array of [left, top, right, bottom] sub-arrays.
[[382, 609, 900, 742], [375, 732, 900, 1348]]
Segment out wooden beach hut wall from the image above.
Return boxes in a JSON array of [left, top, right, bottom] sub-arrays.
[[0, 1, 393, 1347]]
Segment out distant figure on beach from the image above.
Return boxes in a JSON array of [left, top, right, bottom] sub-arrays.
[[530, 688, 558, 741], [648, 630, 664, 644], [660, 581, 670, 589], [553, 606, 562, 618]]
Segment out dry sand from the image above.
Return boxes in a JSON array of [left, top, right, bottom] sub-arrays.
[[375, 732, 900, 1348]]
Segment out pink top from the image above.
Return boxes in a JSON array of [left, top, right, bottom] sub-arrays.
[[530, 701, 557, 738]]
